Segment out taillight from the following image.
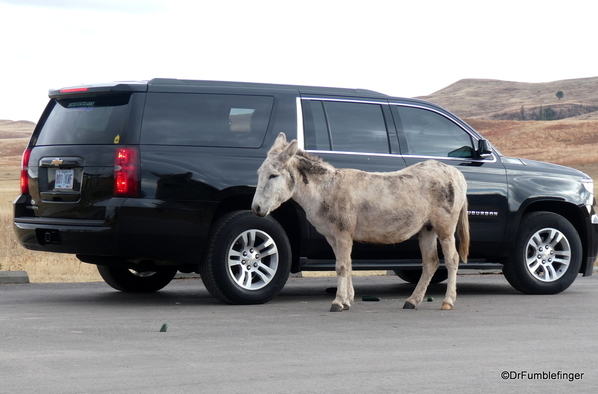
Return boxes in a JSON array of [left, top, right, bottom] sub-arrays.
[[20, 147, 32, 194], [114, 147, 139, 197]]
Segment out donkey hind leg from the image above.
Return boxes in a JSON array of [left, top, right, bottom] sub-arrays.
[[404, 228, 439, 310], [438, 234, 459, 310], [330, 236, 354, 312]]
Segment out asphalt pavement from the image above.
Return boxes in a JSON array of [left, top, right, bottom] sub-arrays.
[[1, 273, 597, 393]]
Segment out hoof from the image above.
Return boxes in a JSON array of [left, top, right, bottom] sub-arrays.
[[402, 301, 416, 309], [330, 304, 344, 312], [441, 302, 453, 310]]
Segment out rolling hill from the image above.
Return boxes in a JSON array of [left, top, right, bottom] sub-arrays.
[[0, 121, 33, 166], [417, 77, 598, 120], [0, 120, 35, 137]]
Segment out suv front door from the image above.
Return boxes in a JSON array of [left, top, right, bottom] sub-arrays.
[[391, 104, 509, 260]]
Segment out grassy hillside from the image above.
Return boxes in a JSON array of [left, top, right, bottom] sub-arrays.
[[465, 119, 598, 187], [466, 118, 598, 165], [418, 77, 598, 120]]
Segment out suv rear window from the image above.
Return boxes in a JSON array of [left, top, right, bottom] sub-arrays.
[[302, 99, 390, 154], [141, 93, 274, 148], [35, 95, 132, 146]]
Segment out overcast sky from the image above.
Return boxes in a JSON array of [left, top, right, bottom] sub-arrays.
[[1, 0, 596, 122]]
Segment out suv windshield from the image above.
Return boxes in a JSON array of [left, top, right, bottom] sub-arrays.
[[35, 95, 132, 146]]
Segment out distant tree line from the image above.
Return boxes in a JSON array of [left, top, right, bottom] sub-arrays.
[[494, 104, 598, 121]]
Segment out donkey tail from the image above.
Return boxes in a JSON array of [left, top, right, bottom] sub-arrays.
[[457, 201, 470, 263]]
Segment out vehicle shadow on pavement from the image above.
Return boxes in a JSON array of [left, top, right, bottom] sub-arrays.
[[276, 274, 520, 300], [4, 274, 534, 310]]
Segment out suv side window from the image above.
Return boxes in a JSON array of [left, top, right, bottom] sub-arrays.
[[393, 106, 474, 158], [303, 100, 390, 153], [141, 93, 274, 148]]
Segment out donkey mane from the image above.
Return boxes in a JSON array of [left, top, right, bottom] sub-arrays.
[[295, 149, 325, 163], [292, 151, 334, 185]]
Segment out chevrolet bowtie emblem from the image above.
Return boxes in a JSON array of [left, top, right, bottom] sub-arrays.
[[51, 158, 63, 166]]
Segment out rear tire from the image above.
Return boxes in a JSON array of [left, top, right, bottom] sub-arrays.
[[200, 210, 291, 305], [97, 265, 177, 293], [502, 211, 582, 294]]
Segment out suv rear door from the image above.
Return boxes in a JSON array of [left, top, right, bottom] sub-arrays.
[[300, 96, 409, 262]]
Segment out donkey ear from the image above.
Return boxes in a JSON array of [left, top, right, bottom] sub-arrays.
[[279, 139, 298, 164], [269, 132, 288, 153]]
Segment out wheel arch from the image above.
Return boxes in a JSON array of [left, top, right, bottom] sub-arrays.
[[519, 200, 589, 274], [211, 191, 305, 273]]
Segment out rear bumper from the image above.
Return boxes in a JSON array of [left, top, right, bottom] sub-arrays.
[[14, 219, 120, 255], [13, 197, 212, 264], [13, 217, 204, 264]]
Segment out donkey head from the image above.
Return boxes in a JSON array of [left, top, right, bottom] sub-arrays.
[[252, 133, 298, 217]]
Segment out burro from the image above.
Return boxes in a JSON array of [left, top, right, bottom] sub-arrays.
[[252, 133, 469, 312]]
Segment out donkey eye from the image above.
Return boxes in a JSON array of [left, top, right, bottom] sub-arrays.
[[269, 174, 279, 180]]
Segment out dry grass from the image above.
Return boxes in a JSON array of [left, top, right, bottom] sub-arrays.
[[0, 121, 101, 282], [467, 119, 598, 165], [0, 166, 101, 282]]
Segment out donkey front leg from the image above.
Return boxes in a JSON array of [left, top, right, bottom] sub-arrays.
[[330, 236, 354, 312], [404, 228, 439, 309]]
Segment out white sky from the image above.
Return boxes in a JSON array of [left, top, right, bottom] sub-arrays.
[[1, 0, 597, 122]]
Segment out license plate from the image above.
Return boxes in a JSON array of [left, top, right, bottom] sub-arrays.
[[55, 169, 74, 189]]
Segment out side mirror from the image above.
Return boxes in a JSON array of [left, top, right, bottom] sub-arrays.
[[476, 139, 493, 159]]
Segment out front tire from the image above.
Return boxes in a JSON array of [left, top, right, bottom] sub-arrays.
[[97, 265, 177, 293], [502, 211, 582, 294], [200, 211, 291, 305]]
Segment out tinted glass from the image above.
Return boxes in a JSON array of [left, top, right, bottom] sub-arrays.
[[141, 93, 274, 147], [36, 95, 131, 145], [302, 100, 331, 150], [303, 100, 389, 153], [394, 106, 473, 158]]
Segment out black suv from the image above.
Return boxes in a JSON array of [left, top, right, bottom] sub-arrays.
[[14, 78, 598, 304]]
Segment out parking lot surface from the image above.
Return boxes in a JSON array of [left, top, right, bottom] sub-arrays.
[[1, 273, 597, 393]]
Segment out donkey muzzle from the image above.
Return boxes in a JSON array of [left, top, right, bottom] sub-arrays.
[[252, 203, 269, 217]]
